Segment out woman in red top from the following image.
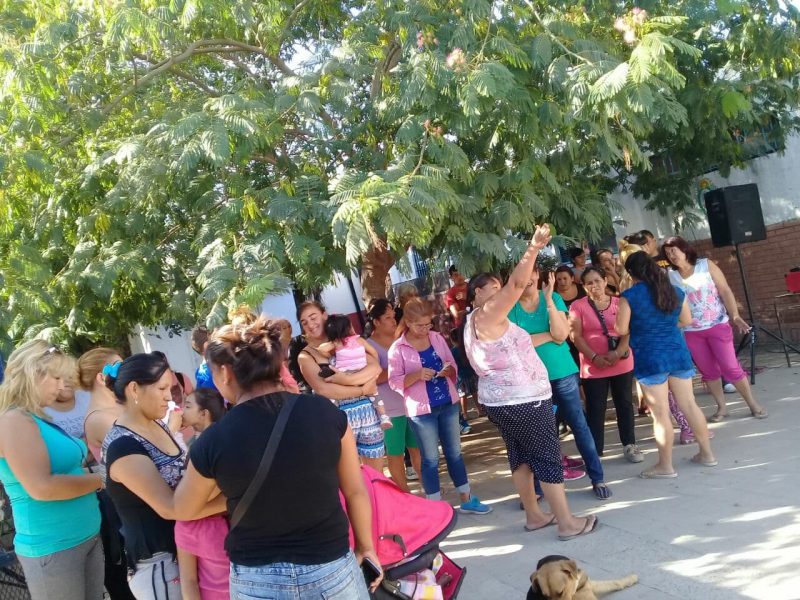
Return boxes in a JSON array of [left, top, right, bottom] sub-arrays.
[[569, 266, 642, 463]]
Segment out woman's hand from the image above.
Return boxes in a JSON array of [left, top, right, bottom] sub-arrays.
[[542, 271, 556, 302], [418, 368, 437, 382], [438, 363, 456, 379], [601, 351, 620, 366], [356, 548, 384, 593], [531, 224, 552, 249], [731, 315, 751, 335]]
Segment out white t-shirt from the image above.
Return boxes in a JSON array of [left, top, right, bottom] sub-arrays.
[[43, 390, 91, 439]]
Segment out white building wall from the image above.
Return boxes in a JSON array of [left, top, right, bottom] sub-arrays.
[[611, 131, 800, 242]]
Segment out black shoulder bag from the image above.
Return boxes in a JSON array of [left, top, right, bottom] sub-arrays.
[[229, 393, 298, 531], [587, 298, 628, 357]]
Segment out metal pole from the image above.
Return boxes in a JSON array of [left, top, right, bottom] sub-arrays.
[[734, 244, 757, 384]]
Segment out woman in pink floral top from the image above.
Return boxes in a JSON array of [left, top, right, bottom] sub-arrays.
[[663, 236, 767, 421], [464, 224, 598, 541]]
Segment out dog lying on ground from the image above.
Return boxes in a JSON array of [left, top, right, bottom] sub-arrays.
[[527, 555, 638, 600]]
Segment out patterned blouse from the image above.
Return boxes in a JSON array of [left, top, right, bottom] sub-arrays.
[[463, 311, 552, 406], [668, 258, 728, 332], [102, 422, 185, 489]]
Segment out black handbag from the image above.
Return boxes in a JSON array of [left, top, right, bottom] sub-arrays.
[[587, 298, 626, 355]]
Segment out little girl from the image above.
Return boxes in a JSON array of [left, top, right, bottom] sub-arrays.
[[175, 389, 230, 600], [319, 314, 392, 429]]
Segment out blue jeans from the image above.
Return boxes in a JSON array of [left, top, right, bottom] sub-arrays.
[[550, 373, 605, 484], [230, 551, 369, 600], [409, 402, 470, 498]]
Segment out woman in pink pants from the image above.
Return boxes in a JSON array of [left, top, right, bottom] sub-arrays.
[[663, 236, 768, 421]]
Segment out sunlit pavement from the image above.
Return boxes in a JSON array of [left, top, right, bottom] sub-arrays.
[[420, 353, 800, 599]]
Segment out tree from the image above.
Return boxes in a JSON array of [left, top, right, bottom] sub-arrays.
[[0, 0, 798, 351]]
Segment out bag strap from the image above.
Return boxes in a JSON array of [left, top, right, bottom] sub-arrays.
[[587, 298, 611, 339], [229, 393, 298, 531]]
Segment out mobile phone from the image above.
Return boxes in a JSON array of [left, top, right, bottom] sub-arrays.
[[362, 557, 382, 585]]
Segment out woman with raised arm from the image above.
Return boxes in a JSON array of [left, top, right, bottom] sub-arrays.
[[617, 251, 717, 478], [662, 236, 767, 421], [0, 340, 104, 600], [464, 225, 599, 540], [173, 317, 379, 598]]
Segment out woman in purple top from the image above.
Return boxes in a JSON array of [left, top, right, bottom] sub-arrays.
[[464, 225, 598, 541], [365, 299, 422, 492], [388, 298, 490, 515]]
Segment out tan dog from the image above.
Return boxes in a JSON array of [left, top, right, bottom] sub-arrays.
[[527, 555, 638, 600]]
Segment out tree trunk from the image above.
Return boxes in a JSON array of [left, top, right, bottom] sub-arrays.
[[360, 241, 395, 306]]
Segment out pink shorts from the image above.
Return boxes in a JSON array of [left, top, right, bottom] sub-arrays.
[[684, 322, 745, 383]]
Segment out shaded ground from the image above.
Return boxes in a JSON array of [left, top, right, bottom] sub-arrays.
[[419, 352, 800, 599]]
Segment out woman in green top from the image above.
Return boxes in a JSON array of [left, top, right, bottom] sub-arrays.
[[508, 268, 611, 499], [0, 340, 104, 600]]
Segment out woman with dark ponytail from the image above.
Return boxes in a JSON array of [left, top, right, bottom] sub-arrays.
[[617, 252, 717, 479], [101, 352, 226, 600], [174, 316, 380, 598]]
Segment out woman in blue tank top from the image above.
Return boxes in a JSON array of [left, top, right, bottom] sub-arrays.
[[0, 340, 104, 600], [617, 252, 717, 479]]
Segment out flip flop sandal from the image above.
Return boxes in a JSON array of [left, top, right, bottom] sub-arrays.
[[690, 454, 719, 467], [707, 413, 728, 423], [592, 483, 612, 500], [558, 515, 600, 541], [751, 409, 769, 419], [639, 468, 678, 479], [524, 515, 557, 532]]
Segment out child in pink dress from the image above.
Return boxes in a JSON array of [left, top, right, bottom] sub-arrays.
[[175, 389, 230, 600], [319, 314, 392, 429]]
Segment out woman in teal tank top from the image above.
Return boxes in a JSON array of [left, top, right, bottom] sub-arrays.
[[0, 340, 104, 600]]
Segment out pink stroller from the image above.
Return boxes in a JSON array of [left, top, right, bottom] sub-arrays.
[[344, 465, 466, 599]]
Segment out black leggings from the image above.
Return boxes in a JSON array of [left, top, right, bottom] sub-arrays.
[[581, 371, 636, 455]]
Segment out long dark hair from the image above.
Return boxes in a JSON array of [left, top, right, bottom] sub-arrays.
[[467, 272, 501, 308], [624, 251, 679, 313], [105, 352, 171, 404]]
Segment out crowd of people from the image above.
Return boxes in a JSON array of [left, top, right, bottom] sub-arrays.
[[0, 225, 769, 599]]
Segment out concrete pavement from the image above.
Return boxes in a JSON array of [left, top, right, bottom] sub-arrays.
[[428, 356, 800, 599]]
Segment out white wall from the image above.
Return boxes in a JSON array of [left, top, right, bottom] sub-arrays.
[[129, 325, 202, 382], [320, 271, 365, 314], [611, 131, 800, 242]]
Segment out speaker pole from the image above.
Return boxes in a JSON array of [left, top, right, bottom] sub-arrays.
[[733, 243, 800, 383], [733, 244, 757, 383]]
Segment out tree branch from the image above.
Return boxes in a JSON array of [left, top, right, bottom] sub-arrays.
[[524, 0, 592, 65], [280, 0, 314, 44], [370, 40, 402, 101], [132, 52, 220, 96]]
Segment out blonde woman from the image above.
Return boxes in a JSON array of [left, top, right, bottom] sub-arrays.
[[0, 340, 104, 600]]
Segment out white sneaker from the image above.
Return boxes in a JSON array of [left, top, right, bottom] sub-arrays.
[[405, 466, 418, 481], [624, 444, 644, 463], [723, 383, 736, 393]]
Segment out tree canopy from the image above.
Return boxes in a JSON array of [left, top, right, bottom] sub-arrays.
[[0, 0, 798, 351]]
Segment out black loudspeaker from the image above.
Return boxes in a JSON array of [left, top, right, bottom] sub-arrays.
[[704, 183, 767, 247]]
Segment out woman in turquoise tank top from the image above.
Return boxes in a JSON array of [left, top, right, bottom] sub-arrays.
[[0, 340, 104, 600]]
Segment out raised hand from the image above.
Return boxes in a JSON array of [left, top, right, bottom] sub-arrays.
[[542, 271, 556, 301], [531, 224, 552, 249]]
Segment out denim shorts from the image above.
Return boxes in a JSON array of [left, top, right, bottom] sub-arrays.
[[637, 368, 695, 387], [230, 550, 369, 600]]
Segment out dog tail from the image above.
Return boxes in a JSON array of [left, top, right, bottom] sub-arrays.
[[590, 575, 639, 595]]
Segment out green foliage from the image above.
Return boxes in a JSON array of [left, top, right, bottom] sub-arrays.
[[0, 0, 798, 350]]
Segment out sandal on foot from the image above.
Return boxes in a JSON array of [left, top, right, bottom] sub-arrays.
[[592, 482, 612, 500], [558, 515, 600, 541], [639, 468, 677, 479], [707, 412, 728, 423], [524, 515, 557, 532], [690, 454, 718, 467], [751, 408, 768, 419]]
